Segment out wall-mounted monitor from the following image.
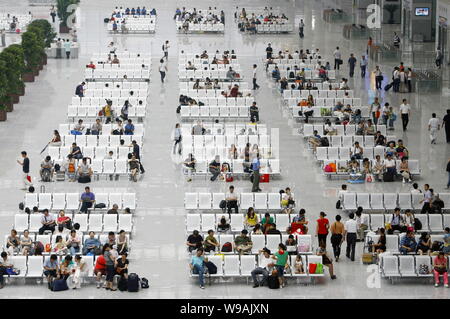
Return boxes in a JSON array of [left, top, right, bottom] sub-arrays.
[[415, 8, 429, 16]]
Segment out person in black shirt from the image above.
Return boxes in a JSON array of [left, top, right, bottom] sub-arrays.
[[131, 140, 145, 173], [348, 53, 357, 78], [116, 253, 129, 279], [250, 102, 259, 123], [442, 109, 450, 143], [186, 230, 203, 252], [265, 43, 273, 59], [209, 156, 221, 181], [17, 151, 31, 190], [266, 224, 281, 235], [75, 82, 85, 98]]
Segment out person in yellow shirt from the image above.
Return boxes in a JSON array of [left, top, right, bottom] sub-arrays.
[[244, 207, 259, 230], [102, 100, 113, 124]]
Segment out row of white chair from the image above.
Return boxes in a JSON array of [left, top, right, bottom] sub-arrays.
[[186, 96, 255, 107], [303, 124, 387, 137], [283, 89, 354, 99], [70, 97, 146, 107], [180, 105, 249, 119], [84, 81, 148, 90], [321, 159, 421, 176], [180, 123, 267, 136], [366, 213, 450, 235], [342, 192, 450, 212], [85, 69, 150, 80], [316, 146, 413, 161], [181, 89, 253, 98], [185, 192, 287, 211], [108, 22, 156, 33], [182, 146, 275, 161], [14, 214, 133, 233], [254, 24, 294, 33], [48, 146, 135, 160], [176, 22, 225, 32], [88, 63, 151, 70], [368, 232, 448, 254], [57, 134, 143, 147], [182, 158, 280, 176], [67, 105, 146, 121], [186, 213, 295, 233], [277, 69, 336, 80], [182, 134, 272, 148], [91, 52, 151, 59], [379, 254, 449, 281], [292, 106, 370, 119], [180, 81, 248, 91], [179, 70, 243, 81], [24, 192, 136, 211], [76, 89, 147, 99], [287, 98, 361, 108], [179, 63, 241, 71]]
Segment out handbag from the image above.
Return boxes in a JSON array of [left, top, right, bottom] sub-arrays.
[[315, 263, 324, 274], [308, 263, 317, 274]]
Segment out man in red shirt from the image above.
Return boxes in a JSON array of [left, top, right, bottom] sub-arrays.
[[94, 254, 106, 288], [316, 211, 330, 248]]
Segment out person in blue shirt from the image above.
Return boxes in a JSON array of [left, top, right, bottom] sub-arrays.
[[43, 254, 59, 289], [136, 7, 141, 15], [141, 7, 147, 15], [399, 230, 417, 254], [125, 8, 130, 15], [251, 153, 262, 192], [189, 248, 207, 289], [83, 231, 101, 255], [131, 8, 136, 15], [124, 119, 135, 135], [150, 8, 157, 16], [80, 187, 95, 213]]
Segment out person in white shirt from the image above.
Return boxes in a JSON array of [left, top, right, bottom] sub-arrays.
[[333, 46, 341, 70], [159, 58, 167, 83], [225, 185, 239, 214], [411, 183, 422, 194], [392, 67, 401, 92], [251, 248, 274, 288], [428, 113, 440, 144], [343, 213, 357, 261], [355, 208, 369, 241], [337, 184, 348, 209], [399, 99, 411, 131], [252, 64, 260, 90], [162, 40, 169, 59], [360, 55, 368, 77]]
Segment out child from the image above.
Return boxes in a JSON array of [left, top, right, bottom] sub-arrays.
[[294, 255, 304, 274]]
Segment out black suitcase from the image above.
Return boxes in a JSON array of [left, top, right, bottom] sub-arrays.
[[267, 275, 280, 289], [78, 176, 91, 184], [118, 276, 128, 291], [51, 279, 69, 291], [383, 172, 394, 182], [104, 18, 110, 23], [384, 83, 393, 91], [127, 273, 140, 292]]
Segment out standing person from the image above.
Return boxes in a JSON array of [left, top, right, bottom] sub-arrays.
[[316, 212, 329, 247], [392, 67, 401, 92], [446, 158, 450, 189], [348, 53, 357, 78], [64, 39, 71, 59], [17, 151, 31, 190], [355, 208, 369, 242], [265, 43, 273, 59], [50, 5, 57, 23], [370, 97, 381, 125], [298, 19, 305, 38], [420, 184, 433, 214], [330, 215, 344, 262], [131, 140, 145, 173], [429, 113, 440, 144], [162, 40, 169, 59], [173, 123, 182, 155], [333, 46, 341, 70], [374, 65, 383, 90], [360, 55, 368, 77], [442, 109, 450, 143], [406, 68, 413, 93], [250, 102, 259, 123], [393, 32, 400, 48], [344, 213, 357, 262], [271, 243, 289, 288], [399, 99, 411, 131], [251, 153, 261, 192], [436, 47, 443, 69], [252, 64, 260, 90], [103, 244, 117, 291], [159, 58, 167, 83]]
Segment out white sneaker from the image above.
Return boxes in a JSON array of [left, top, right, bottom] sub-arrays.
[[446, 284, 449, 288], [200, 285, 205, 289], [402, 179, 405, 184], [435, 283, 439, 287]]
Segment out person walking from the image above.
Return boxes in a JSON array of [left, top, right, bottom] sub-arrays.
[[442, 109, 450, 143], [251, 153, 262, 192], [344, 213, 357, 261], [159, 58, 167, 83], [374, 66, 383, 90], [429, 113, 440, 144], [64, 39, 71, 59], [436, 47, 443, 69], [420, 184, 433, 214], [330, 215, 345, 262], [360, 55, 368, 78], [17, 151, 31, 190], [446, 158, 450, 189], [406, 68, 413, 93], [252, 64, 260, 90], [347, 53, 357, 78], [162, 40, 170, 59], [173, 123, 182, 155], [393, 32, 400, 48], [299, 19, 305, 38], [399, 99, 411, 131], [50, 5, 56, 23], [316, 212, 329, 248], [333, 47, 341, 70]]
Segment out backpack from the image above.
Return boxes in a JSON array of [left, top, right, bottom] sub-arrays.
[[414, 218, 422, 231], [78, 175, 91, 184], [118, 276, 128, 291], [221, 242, 232, 252], [127, 273, 140, 292], [219, 200, 227, 209], [204, 261, 217, 274], [140, 277, 149, 289], [33, 241, 44, 255], [267, 275, 280, 289], [19, 202, 24, 211], [432, 241, 444, 252], [418, 264, 429, 275], [320, 137, 329, 147], [51, 279, 69, 292]]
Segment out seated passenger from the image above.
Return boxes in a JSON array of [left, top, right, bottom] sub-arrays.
[[204, 230, 220, 253], [83, 231, 101, 255], [186, 230, 203, 253], [234, 229, 253, 255], [399, 230, 417, 254]]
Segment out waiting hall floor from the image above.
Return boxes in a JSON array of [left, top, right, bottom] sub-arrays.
[[0, 0, 449, 298]]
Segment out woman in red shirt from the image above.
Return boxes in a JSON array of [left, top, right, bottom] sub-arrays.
[[316, 211, 330, 248], [94, 254, 106, 289], [433, 252, 449, 287], [56, 210, 71, 229]]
